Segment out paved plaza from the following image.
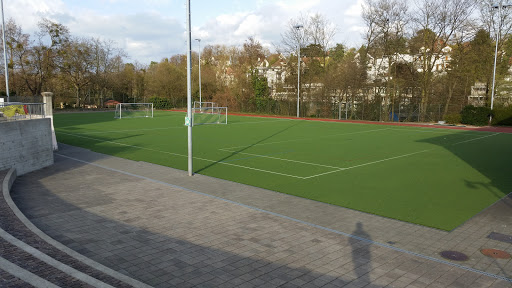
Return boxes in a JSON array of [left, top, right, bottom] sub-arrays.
[[1, 143, 511, 287]]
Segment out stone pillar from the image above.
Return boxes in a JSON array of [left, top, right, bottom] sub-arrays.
[[42, 92, 53, 117], [42, 92, 58, 151]]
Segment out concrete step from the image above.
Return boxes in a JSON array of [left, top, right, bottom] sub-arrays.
[[0, 267, 37, 288], [1, 169, 150, 288], [0, 236, 96, 287]]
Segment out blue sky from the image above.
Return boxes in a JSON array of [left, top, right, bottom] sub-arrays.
[[4, 0, 366, 64]]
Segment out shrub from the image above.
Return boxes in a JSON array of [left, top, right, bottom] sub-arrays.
[[444, 113, 462, 124], [0, 105, 26, 117], [460, 105, 491, 126], [148, 96, 172, 110], [491, 105, 512, 126]]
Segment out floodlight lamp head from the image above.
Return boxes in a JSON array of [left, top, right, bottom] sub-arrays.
[[195, 38, 201, 42], [293, 25, 304, 30]]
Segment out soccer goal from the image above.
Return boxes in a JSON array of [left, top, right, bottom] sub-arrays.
[[115, 103, 153, 119], [192, 106, 228, 126]]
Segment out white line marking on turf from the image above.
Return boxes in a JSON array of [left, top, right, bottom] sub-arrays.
[[229, 119, 295, 125], [58, 132, 305, 179], [62, 126, 184, 134], [52, 153, 512, 284], [302, 132, 502, 179], [219, 149, 343, 169], [451, 133, 500, 145], [387, 128, 468, 134], [343, 150, 431, 170], [222, 128, 390, 150], [58, 119, 294, 135], [303, 150, 430, 179], [301, 169, 346, 179]]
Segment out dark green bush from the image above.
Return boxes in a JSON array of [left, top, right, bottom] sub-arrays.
[[460, 105, 491, 126], [491, 105, 512, 126], [444, 113, 462, 124], [148, 96, 172, 110]]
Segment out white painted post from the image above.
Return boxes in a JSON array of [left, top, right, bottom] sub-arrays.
[[42, 92, 58, 151], [186, 0, 193, 176]]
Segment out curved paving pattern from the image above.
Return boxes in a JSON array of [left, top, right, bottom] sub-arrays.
[[0, 169, 150, 288], [2, 143, 512, 287]]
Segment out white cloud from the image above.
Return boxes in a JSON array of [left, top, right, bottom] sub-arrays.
[[216, 13, 246, 27], [196, 0, 366, 51], [234, 14, 263, 37], [345, 0, 364, 17], [4, 0, 66, 32], [3, 0, 367, 63], [68, 11, 185, 63]]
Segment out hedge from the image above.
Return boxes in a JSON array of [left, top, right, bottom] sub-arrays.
[[444, 113, 462, 124], [460, 105, 491, 126], [491, 105, 512, 126]]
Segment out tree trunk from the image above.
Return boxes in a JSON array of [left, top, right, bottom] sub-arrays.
[[420, 71, 430, 122], [442, 82, 456, 119], [75, 86, 80, 108]]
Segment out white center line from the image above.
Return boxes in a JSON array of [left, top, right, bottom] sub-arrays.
[[222, 128, 390, 150], [219, 149, 343, 169]]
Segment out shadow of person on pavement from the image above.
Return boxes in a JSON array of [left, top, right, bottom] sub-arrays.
[[349, 222, 374, 286]]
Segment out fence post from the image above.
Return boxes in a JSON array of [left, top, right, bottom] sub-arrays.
[[42, 92, 58, 151]]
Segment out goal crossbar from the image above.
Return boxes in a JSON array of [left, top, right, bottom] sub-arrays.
[[193, 101, 217, 109]]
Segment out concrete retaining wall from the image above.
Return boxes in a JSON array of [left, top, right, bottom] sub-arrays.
[[0, 119, 54, 175]]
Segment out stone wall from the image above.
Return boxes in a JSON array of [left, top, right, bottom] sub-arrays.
[[0, 118, 54, 175]]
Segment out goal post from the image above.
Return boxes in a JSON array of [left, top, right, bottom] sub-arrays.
[[115, 103, 153, 119], [192, 106, 228, 126]]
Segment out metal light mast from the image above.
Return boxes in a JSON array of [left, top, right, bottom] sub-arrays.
[[195, 38, 202, 109], [1, 0, 9, 102], [186, 0, 193, 176], [294, 25, 303, 118]]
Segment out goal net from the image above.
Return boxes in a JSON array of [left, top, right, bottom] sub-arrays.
[[115, 103, 153, 119], [192, 106, 228, 126]]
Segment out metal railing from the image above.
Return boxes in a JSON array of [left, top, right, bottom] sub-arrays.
[[0, 102, 46, 121]]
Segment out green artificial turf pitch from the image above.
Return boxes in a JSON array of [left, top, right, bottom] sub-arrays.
[[54, 111, 512, 231]]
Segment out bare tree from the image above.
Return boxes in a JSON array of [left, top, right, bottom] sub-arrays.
[[1, 19, 31, 95], [90, 38, 126, 106], [281, 13, 336, 57], [307, 13, 336, 65], [478, 0, 512, 106], [410, 0, 476, 121], [363, 0, 408, 54], [35, 18, 71, 95], [241, 36, 268, 69], [59, 37, 96, 107], [479, 0, 512, 41], [362, 0, 409, 120], [280, 14, 309, 55]]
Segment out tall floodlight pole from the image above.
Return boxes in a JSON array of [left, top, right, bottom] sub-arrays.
[[195, 38, 202, 109], [294, 25, 303, 118], [186, 0, 193, 176], [1, 0, 9, 102], [490, 3, 512, 124]]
